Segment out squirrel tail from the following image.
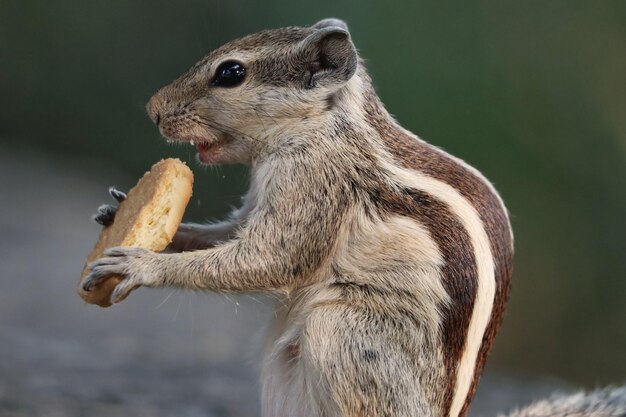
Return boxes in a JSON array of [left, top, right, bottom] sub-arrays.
[[501, 386, 626, 417]]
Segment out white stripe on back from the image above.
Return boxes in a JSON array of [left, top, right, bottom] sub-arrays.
[[382, 161, 496, 417]]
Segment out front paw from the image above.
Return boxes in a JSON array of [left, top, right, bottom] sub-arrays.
[[92, 187, 127, 227], [82, 247, 161, 304]]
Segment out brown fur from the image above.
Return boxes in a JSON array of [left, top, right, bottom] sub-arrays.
[[360, 79, 514, 416]]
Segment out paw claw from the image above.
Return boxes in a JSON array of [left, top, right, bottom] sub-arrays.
[[81, 279, 93, 292], [93, 204, 117, 226], [82, 274, 100, 292], [111, 281, 133, 304], [109, 186, 127, 203]]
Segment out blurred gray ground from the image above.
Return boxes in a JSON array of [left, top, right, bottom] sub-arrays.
[[0, 149, 570, 417]]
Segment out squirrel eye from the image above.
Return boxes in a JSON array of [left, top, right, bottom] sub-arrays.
[[212, 61, 246, 87]]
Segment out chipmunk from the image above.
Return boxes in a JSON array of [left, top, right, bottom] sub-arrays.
[[84, 18, 625, 417]]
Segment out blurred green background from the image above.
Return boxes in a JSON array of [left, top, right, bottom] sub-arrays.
[[1, 0, 624, 390]]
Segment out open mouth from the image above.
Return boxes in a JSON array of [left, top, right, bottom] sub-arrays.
[[195, 137, 226, 163], [164, 132, 232, 164]]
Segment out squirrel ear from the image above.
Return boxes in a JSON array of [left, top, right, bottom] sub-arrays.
[[299, 25, 357, 89], [312, 18, 349, 32]]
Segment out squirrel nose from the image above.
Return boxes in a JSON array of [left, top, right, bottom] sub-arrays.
[[146, 95, 163, 126]]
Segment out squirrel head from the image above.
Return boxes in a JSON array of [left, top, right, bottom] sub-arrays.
[[147, 18, 358, 164]]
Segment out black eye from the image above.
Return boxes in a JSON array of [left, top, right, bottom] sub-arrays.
[[212, 61, 246, 87]]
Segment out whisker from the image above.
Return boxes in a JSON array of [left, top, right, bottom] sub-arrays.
[[191, 103, 276, 145], [156, 289, 177, 309]]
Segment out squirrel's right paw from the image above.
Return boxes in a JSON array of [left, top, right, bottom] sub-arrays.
[[92, 187, 127, 227]]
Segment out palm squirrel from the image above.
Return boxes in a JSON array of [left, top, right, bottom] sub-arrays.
[[84, 18, 625, 417]]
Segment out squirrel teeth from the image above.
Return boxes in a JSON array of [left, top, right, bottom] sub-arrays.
[[190, 140, 195, 146]]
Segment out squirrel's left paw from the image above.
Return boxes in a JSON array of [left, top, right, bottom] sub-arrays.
[[92, 187, 127, 227], [82, 247, 162, 303]]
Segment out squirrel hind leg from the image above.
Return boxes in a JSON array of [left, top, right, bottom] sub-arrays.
[[261, 304, 442, 417]]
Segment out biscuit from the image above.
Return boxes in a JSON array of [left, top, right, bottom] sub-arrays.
[[78, 158, 194, 307]]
